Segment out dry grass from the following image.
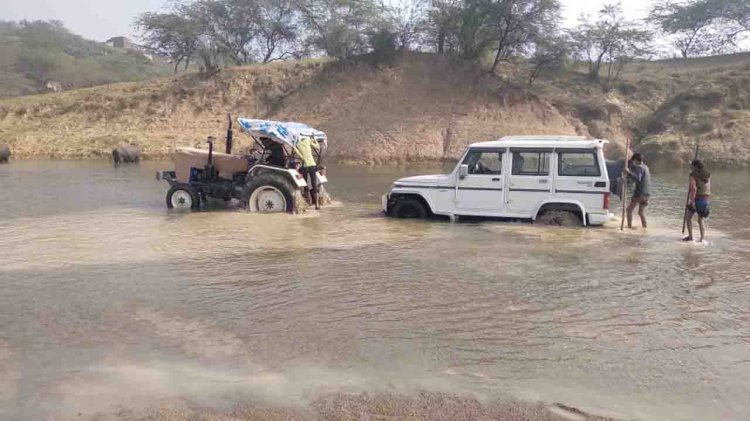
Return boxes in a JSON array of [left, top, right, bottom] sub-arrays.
[[1, 52, 749, 165]]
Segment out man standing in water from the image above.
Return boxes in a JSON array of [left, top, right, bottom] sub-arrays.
[[624, 153, 651, 229], [683, 159, 711, 242]]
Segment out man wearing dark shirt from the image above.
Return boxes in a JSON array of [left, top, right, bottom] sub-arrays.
[[624, 153, 651, 229]]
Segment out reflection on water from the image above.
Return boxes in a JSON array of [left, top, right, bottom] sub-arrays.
[[1, 160, 750, 420]]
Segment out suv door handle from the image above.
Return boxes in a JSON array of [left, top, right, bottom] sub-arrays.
[[539, 179, 549, 184], [491, 178, 500, 181]]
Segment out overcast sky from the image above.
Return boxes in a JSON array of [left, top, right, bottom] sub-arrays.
[[1, 0, 654, 41]]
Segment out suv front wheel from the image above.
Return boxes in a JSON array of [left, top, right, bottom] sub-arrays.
[[391, 198, 427, 219]]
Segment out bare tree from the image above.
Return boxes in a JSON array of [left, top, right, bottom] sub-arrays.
[[135, 12, 199, 73], [387, 0, 429, 50], [649, 0, 724, 58], [257, 0, 299, 62], [457, 0, 493, 59], [183, 0, 262, 65], [568, 3, 651, 89], [427, 0, 462, 53], [297, 0, 383, 59], [716, 0, 750, 43], [649, 0, 750, 58], [486, 0, 561, 74], [527, 35, 568, 86]]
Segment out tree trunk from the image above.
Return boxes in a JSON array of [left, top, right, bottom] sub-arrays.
[[491, 22, 512, 74], [263, 39, 275, 63], [491, 47, 503, 74], [528, 65, 542, 86], [437, 30, 445, 54], [590, 51, 607, 81]]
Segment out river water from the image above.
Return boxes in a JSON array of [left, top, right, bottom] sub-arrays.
[[1, 160, 749, 420]]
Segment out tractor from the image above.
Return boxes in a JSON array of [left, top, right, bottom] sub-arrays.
[[156, 116, 329, 213]]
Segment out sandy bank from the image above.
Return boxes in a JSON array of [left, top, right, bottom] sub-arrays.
[[1, 52, 749, 166]]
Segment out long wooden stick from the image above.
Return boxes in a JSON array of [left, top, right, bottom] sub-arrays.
[[681, 142, 701, 233], [620, 138, 631, 231]]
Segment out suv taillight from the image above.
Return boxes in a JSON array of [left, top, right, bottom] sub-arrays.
[[603, 192, 610, 210]]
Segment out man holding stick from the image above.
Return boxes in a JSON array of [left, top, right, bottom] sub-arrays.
[[683, 159, 711, 243], [624, 153, 651, 229]]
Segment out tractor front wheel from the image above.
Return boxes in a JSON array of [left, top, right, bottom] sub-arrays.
[[166, 184, 200, 210]]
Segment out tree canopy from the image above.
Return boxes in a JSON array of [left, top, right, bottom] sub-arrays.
[[649, 0, 750, 58], [129, 0, 741, 84], [136, 0, 566, 71]]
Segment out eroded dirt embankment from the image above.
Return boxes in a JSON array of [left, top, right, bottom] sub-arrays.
[[1, 52, 749, 165]]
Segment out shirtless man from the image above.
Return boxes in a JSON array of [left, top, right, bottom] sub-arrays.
[[683, 159, 711, 243]]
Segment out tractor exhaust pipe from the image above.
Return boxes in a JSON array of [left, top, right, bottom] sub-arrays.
[[226, 113, 233, 154], [205, 136, 216, 179]]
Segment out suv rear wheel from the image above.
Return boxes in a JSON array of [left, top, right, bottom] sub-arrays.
[[535, 210, 582, 227], [243, 173, 295, 213], [391, 198, 427, 219]]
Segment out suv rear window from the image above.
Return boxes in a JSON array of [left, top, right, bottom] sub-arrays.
[[558, 151, 601, 177], [512, 151, 550, 176]]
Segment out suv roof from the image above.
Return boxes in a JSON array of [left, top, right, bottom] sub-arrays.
[[471, 136, 609, 150]]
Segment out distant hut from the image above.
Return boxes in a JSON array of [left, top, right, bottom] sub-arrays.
[[105, 36, 153, 61], [105, 36, 133, 50]]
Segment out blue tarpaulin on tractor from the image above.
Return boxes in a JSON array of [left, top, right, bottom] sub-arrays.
[[237, 118, 327, 148]]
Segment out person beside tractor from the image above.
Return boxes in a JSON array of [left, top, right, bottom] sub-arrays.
[[294, 135, 321, 209]]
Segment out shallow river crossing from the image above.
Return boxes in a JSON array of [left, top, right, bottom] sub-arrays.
[[1, 161, 750, 420]]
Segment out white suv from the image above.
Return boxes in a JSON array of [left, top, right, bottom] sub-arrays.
[[383, 136, 614, 226]]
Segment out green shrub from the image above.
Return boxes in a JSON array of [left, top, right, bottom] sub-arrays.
[[0, 19, 171, 97]]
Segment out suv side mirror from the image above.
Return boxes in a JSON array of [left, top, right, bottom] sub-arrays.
[[459, 164, 469, 179]]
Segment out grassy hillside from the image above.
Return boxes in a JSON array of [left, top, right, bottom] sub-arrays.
[[1, 52, 749, 166], [0, 20, 171, 98]]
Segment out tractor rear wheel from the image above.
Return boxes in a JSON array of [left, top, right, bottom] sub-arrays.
[[243, 173, 295, 213]]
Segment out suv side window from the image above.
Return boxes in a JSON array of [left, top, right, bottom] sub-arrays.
[[462, 150, 503, 175], [558, 151, 601, 177], [512, 151, 550, 176]]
